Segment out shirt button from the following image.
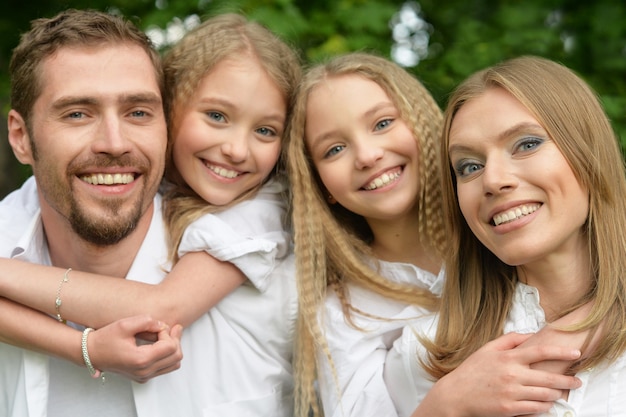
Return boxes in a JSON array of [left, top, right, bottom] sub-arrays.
[[563, 412, 574, 417]]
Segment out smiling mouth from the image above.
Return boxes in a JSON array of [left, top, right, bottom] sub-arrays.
[[204, 162, 241, 179], [80, 173, 135, 185], [492, 203, 541, 226], [363, 168, 401, 190]]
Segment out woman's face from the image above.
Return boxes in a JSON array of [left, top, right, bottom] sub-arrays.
[[304, 74, 421, 226], [447, 87, 589, 267]]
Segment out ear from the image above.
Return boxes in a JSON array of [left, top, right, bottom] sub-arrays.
[[7, 109, 34, 165]]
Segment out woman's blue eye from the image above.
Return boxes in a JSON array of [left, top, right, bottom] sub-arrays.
[[455, 161, 483, 177], [517, 137, 543, 152]]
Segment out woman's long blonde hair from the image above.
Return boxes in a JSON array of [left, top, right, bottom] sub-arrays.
[[161, 13, 301, 263], [287, 52, 445, 416], [425, 55, 626, 378]]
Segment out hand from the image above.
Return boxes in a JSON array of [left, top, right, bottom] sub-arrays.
[[87, 315, 183, 383], [413, 333, 582, 417]]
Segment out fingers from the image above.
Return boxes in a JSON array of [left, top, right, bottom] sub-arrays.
[[517, 344, 581, 365], [130, 322, 183, 382], [486, 332, 535, 350], [88, 315, 183, 383], [170, 324, 183, 340]]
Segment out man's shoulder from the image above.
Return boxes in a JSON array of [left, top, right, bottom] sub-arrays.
[[0, 177, 40, 255], [0, 176, 40, 214]]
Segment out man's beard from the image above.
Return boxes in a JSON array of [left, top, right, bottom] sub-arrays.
[[67, 195, 143, 246]]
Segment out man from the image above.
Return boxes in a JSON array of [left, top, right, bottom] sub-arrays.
[[0, 9, 184, 416]]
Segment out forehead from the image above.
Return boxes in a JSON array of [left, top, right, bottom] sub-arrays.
[[308, 74, 386, 104], [37, 44, 161, 105], [449, 87, 538, 146]]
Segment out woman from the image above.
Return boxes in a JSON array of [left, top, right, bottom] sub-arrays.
[[386, 55, 626, 416]]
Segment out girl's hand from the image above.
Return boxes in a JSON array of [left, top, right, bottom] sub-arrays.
[[87, 315, 183, 383]]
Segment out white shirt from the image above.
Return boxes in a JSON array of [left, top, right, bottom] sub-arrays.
[[166, 177, 297, 417], [0, 177, 167, 417], [385, 282, 626, 417], [318, 260, 443, 417], [0, 177, 298, 417]]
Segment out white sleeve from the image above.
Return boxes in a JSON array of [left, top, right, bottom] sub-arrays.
[[384, 315, 438, 417], [317, 292, 429, 417], [178, 179, 290, 292]]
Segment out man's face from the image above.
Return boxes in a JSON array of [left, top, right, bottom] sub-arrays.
[[22, 44, 166, 245]]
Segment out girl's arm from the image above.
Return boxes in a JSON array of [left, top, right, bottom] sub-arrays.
[[0, 296, 183, 382], [0, 251, 246, 329]]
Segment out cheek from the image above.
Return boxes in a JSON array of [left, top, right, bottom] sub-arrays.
[[254, 142, 282, 175], [455, 185, 473, 220], [315, 164, 339, 195]]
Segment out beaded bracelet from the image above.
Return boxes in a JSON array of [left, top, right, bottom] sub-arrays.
[[55, 268, 72, 324], [81, 327, 103, 380]]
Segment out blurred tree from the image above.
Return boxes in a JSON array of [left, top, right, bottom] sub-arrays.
[[1, 0, 624, 198]]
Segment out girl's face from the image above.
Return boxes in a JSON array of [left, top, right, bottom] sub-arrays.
[[305, 74, 421, 225], [448, 87, 589, 267], [171, 56, 286, 206]]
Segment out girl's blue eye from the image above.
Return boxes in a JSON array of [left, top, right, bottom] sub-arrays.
[[325, 145, 344, 158], [256, 127, 277, 137], [375, 119, 393, 131], [207, 111, 225, 122]]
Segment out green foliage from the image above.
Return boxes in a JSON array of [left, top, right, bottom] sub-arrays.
[[1, 0, 625, 198]]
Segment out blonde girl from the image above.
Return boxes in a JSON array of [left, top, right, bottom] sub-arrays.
[[287, 52, 446, 417]]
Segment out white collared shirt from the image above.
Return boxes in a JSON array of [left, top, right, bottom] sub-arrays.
[[318, 259, 444, 417], [385, 282, 626, 417], [0, 176, 297, 417]]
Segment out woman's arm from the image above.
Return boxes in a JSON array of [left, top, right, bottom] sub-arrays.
[[404, 305, 597, 417], [0, 252, 246, 328], [408, 333, 582, 417], [0, 296, 183, 382]]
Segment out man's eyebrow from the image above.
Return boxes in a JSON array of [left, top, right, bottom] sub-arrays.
[[119, 92, 162, 106], [50, 92, 162, 111], [51, 96, 98, 111]]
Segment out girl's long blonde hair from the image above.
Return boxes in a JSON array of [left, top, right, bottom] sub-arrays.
[[161, 13, 301, 263], [425, 55, 626, 378], [287, 52, 445, 416]]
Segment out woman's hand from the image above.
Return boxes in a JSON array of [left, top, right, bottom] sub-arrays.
[[412, 332, 582, 417]]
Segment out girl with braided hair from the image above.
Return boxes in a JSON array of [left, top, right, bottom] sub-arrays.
[[287, 52, 446, 417]]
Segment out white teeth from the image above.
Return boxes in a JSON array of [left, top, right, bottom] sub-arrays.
[[493, 204, 540, 226], [81, 173, 134, 185], [364, 171, 400, 190], [207, 164, 239, 179]]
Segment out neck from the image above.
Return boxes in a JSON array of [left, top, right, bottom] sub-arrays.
[[369, 216, 440, 275], [517, 241, 591, 322]]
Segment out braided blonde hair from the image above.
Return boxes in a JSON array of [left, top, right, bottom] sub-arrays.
[[286, 52, 445, 417]]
